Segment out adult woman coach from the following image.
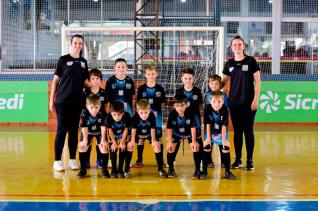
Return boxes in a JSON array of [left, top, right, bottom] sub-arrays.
[[49, 34, 90, 171], [221, 35, 261, 171]]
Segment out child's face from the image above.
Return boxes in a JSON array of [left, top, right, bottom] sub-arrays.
[[209, 79, 221, 91], [181, 73, 194, 87], [144, 69, 158, 83], [210, 96, 224, 111], [86, 103, 101, 117], [89, 75, 101, 88], [114, 61, 128, 76], [174, 102, 187, 115], [111, 111, 124, 122], [137, 108, 150, 121]]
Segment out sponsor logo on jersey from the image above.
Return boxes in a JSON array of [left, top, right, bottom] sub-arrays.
[[242, 65, 248, 71], [112, 84, 116, 89], [81, 61, 86, 68], [126, 83, 132, 89], [229, 67, 234, 72], [66, 61, 73, 66], [156, 92, 161, 97], [193, 95, 198, 100], [186, 119, 191, 124]]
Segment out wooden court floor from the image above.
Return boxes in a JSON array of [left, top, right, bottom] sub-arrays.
[[0, 127, 318, 210]]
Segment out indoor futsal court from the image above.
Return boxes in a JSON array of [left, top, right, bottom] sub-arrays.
[[1, 0, 318, 210]]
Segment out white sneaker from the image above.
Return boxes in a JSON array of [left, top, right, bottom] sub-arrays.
[[53, 160, 65, 171], [69, 159, 79, 170]]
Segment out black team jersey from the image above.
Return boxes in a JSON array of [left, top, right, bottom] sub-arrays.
[[166, 108, 196, 140], [83, 88, 108, 112], [176, 86, 203, 137], [105, 112, 131, 140], [137, 84, 166, 129], [222, 55, 260, 106], [54, 54, 89, 104], [132, 112, 156, 139], [204, 104, 228, 145], [106, 76, 135, 117], [79, 110, 106, 135]]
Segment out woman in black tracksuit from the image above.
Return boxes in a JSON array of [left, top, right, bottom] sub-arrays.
[[222, 35, 261, 171], [49, 34, 90, 171]]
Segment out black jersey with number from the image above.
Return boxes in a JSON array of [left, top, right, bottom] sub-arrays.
[[105, 76, 135, 117], [222, 56, 260, 106], [204, 104, 228, 135], [83, 88, 108, 111], [54, 54, 89, 104], [79, 109, 106, 135], [137, 83, 166, 128], [106, 112, 131, 140], [166, 108, 196, 139], [132, 112, 156, 139]]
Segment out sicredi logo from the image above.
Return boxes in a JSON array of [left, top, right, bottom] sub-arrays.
[[0, 94, 24, 110], [260, 91, 318, 113]]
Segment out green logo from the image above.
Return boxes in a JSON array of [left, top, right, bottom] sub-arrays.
[[259, 91, 280, 113]]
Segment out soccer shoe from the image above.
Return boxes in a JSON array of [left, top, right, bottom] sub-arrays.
[[53, 160, 65, 172], [223, 171, 237, 180], [208, 162, 214, 168], [246, 160, 254, 171], [69, 159, 80, 170], [110, 171, 117, 178], [231, 159, 242, 169], [124, 172, 131, 178], [192, 170, 201, 179], [96, 160, 102, 169], [102, 169, 110, 178], [158, 169, 168, 178], [134, 159, 144, 167], [167, 169, 177, 178], [200, 171, 208, 180], [77, 169, 87, 179], [117, 172, 124, 178]]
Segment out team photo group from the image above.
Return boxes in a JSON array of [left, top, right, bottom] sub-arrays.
[[49, 34, 261, 181]]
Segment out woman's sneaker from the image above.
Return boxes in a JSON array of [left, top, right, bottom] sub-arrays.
[[69, 159, 80, 170], [53, 160, 65, 172], [223, 171, 237, 180], [231, 159, 242, 169], [77, 169, 87, 179], [246, 160, 254, 171]]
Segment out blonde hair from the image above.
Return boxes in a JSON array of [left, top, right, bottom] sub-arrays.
[[86, 95, 101, 105], [143, 64, 158, 74], [136, 99, 151, 111]]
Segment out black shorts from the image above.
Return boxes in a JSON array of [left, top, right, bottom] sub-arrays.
[[80, 133, 102, 145]]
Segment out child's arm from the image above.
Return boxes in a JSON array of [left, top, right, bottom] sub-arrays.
[[49, 75, 60, 112], [128, 128, 136, 151], [108, 128, 117, 152], [119, 128, 128, 151], [166, 128, 173, 153], [100, 126, 108, 153], [190, 127, 199, 152], [79, 127, 89, 151]]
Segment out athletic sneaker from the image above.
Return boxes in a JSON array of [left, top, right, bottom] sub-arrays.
[[124, 172, 131, 178], [246, 160, 254, 171], [77, 169, 87, 179], [134, 159, 144, 167], [69, 159, 80, 170], [110, 171, 117, 178], [158, 170, 168, 178], [102, 169, 110, 178], [53, 160, 65, 172], [208, 162, 214, 168], [200, 171, 208, 180], [192, 170, 201, 179], [167, 169, 177, 178], [231, 159, 242, 169], [117, 172, 124, 178], [96, 160, 102, 169], [223, 171, 237, 180]]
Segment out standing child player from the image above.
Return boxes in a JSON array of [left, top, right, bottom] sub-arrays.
[[135, 64, 166, 167], [204, 91, 236, 180], [204, 74, 229, 168], [83, 68, 108, 169], [176, 68, 205, 178], [105, 58, 135, 117], [131, 100, 167, 178], [106, 102, 132, 178], [166, 95, 200, 179], [77, 95, 109, 179]]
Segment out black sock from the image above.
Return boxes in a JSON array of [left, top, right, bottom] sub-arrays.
[[202, 151, 210, 171], [222, 152, 231, 172], [79, 151, 87, 170], [193, 151, 201, 171], [125, 151, 133, 172], [137, 145, 144, 161], [110, 150, 117, 173], [118, 150, 126, 173], [155, 152, 163, 171], [96, 145, 102, 161], [167, 152, 174, 171], [101, 153, 109, 169]]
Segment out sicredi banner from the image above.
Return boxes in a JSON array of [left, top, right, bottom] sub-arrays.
[[0, 81, 48, 122], [256, 81, 318, 122]]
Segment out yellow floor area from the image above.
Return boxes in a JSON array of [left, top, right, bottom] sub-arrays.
[[0, 129, 318, 201]]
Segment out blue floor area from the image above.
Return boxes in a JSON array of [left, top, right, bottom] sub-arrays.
[[1, 201, 318, 211]]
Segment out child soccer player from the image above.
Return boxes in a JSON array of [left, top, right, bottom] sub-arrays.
[[77, 95, 109, 179], [175, 68, 205, 178], [83, 68, 108, 169], [204, 91, 236, 180], [105, 58, 135, 117], [166, 95, 200, 179], [131, 99, 168, 178], [106, 102, 132, 178], [204, 74, 229, 168], [135, 64, 166, 167]]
